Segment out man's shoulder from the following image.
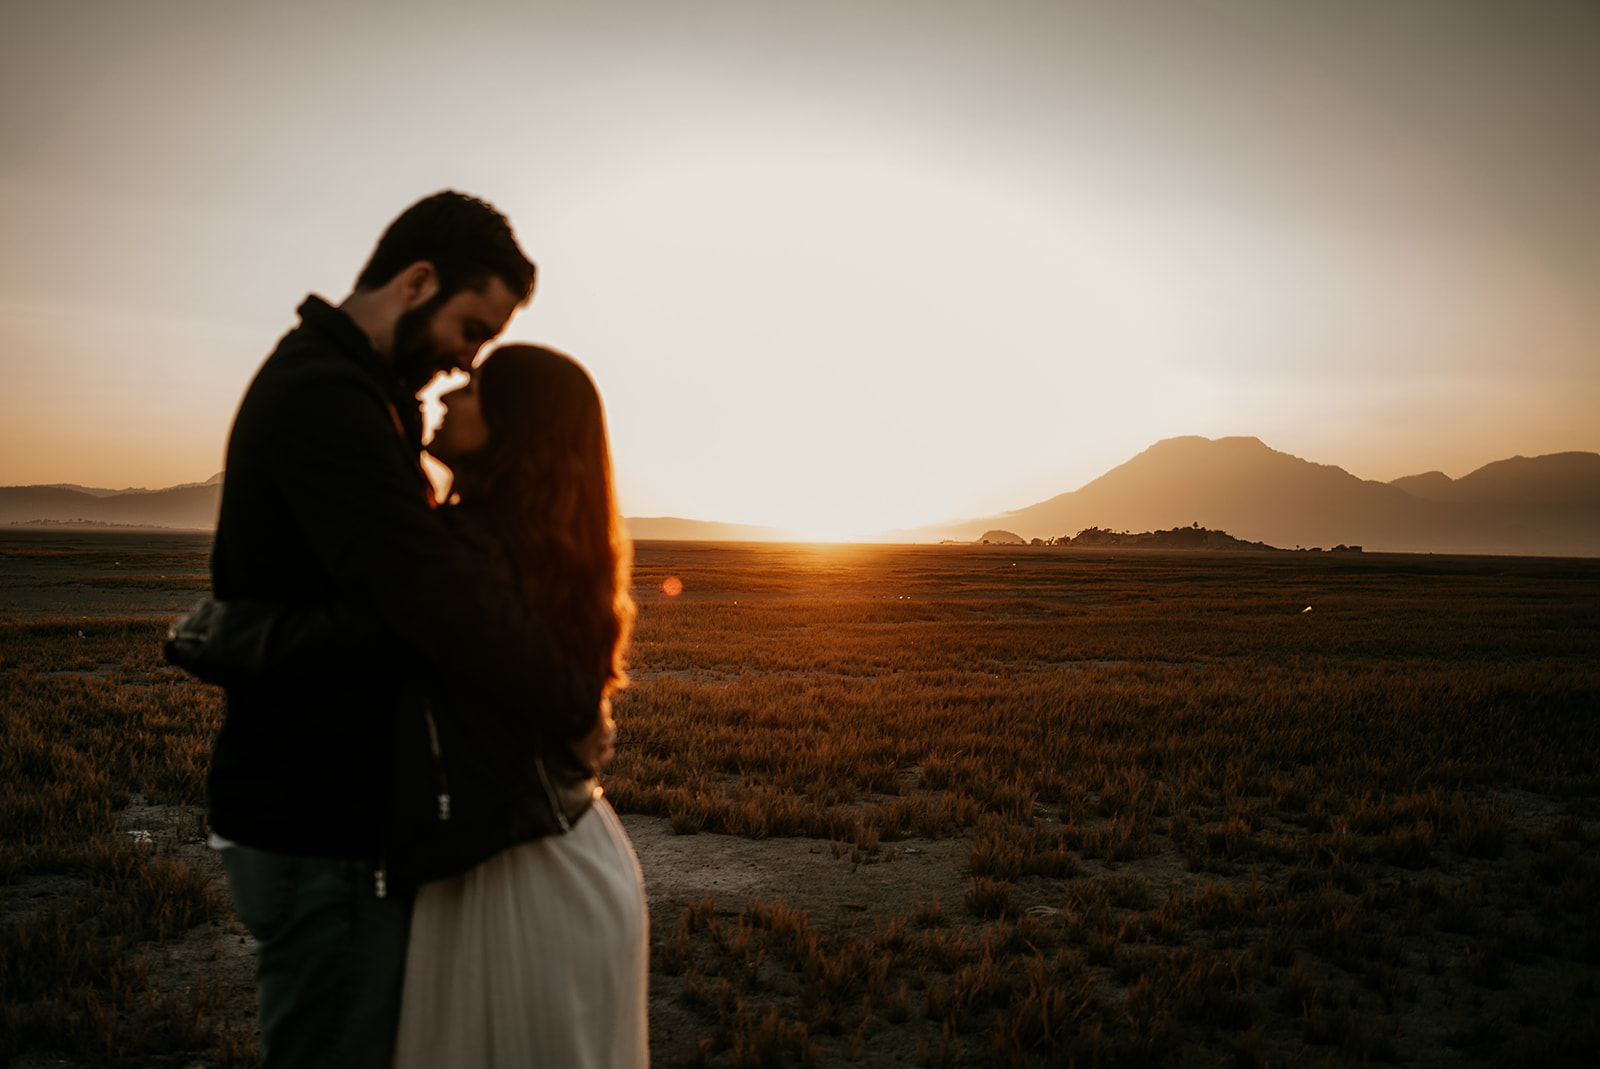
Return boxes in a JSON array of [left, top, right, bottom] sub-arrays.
[[259, 319, 365, 379], [223, 339, 399, 471], [242, 319, 386, 411], [251, 297, 379, 379]]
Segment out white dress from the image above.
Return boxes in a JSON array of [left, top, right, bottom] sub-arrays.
[[393, 797, 649, 1069]]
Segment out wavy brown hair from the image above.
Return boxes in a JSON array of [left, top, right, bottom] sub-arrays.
[[450, 344, 633, 698]]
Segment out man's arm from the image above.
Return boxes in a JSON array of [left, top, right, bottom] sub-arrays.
[[244, 366, 598, 737], [164, 599, 393, 688]]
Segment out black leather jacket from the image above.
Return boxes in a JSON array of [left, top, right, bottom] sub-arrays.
[[206, 296, 597, 858], [168, 510, 599, 890]]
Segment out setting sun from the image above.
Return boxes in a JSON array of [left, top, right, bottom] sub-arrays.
[[780, 519, 884, 545]]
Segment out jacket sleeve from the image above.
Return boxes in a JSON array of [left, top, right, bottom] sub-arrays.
[[243, 365, 599, 738], [164, 598, 394, 688]]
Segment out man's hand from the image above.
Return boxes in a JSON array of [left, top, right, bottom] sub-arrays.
[[570, 698, 616, 775]]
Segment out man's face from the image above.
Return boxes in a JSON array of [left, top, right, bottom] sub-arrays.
[[392, 275, 521, 393]]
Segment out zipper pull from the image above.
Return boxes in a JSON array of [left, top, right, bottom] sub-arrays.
[[424, 701, 450, 821], [374, 866, 388, 900]]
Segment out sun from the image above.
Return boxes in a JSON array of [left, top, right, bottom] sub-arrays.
[[781, 519, 880, 544]]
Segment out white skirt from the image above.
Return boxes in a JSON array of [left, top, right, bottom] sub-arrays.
[[394, 798, 649, 1069]]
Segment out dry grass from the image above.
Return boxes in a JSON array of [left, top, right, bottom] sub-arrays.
[[1, 617, 249, 1067], [617, 542, 1600, 1066], [3, 533, 1599, 1066]]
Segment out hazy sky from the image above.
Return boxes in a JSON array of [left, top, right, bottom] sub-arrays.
[[3, 0, 1596, 538]]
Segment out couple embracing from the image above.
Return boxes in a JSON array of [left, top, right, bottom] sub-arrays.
[[169, 192, 648, 1067]]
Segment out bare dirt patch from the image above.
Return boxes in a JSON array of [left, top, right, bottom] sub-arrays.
[[116, 797, 259, 1058]]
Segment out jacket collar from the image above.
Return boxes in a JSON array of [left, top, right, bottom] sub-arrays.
[[295, 295, 425, 447]]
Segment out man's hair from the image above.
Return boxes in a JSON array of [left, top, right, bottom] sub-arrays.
[[354, 191, 536, 303]]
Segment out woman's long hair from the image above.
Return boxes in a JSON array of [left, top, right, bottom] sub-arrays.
[[450, 344, 633, 699]]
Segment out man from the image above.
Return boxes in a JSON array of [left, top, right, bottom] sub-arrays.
[[207, 192, 596, 1068]]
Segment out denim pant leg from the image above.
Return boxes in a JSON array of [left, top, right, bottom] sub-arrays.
[[222, 845, 414, 1069]]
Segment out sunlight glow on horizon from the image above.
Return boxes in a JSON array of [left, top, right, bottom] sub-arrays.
[[779, 521, 886, 546]]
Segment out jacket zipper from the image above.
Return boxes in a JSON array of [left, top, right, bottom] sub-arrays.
[[421, 699, 452, 822]]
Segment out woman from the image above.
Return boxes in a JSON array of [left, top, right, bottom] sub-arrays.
[[168, 343, 648, 1067], [393, 343, 647, 1068]]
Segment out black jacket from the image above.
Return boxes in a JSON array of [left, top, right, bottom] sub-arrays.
[[168, 543, 599, 891], [208, 296, 597, 858]]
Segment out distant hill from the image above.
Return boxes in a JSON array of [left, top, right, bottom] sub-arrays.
[[623, 517, 794, 542], [1393, 452, 1600, 506], [1386, 471, 1455, 500], [1061, 524, 1281, 551], [918, 438, 1600, 556], [1, 477, 224, 530], [954, 525, 1279, 550], [0, 479, 793, 542], [21, 473, 226, 500]]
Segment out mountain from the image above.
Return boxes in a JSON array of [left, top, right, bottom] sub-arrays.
[[920, 438, 1600, 557], [1386, 471, 1455, 500], [0, 478, 792, 542], [23, 472, 227, 499], [0, 478, 224, 530], [1384, 452, 1600, 553], [1390, 453, 1600, 505]]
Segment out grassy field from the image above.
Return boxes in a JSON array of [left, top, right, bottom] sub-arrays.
[[1, 531, 245, 1067], [3, 531, 1598, 1066], [614, 543, 1600, 1067]]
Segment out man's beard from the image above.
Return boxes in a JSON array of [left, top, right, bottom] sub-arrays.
[[391, 294, 450, 394]]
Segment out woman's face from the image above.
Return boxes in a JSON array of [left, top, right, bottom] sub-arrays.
[[430, 374, 491, 462]]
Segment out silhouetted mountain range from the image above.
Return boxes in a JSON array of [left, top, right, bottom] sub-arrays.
[[6, 440, 1598, 555], [920, 437, 1600, 556], [0, 474, 225, 530], [0, 477, 786, 542]]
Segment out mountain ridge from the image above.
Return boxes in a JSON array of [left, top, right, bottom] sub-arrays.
[[5, 441, 1598, 554], [0, 480, 795, 542], [915, 437, 1600, 556]]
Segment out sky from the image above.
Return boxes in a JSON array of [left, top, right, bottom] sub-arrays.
[[2, 0, 1596, 540]]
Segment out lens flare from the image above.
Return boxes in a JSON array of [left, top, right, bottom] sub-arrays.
[[662, 577, 684, 597]]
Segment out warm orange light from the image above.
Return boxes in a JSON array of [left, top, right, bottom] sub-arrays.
[[781, 518, 880, 543], [661, 576, 684, 597]]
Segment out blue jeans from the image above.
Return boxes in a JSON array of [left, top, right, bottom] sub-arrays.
[[221, 845, 413, 1069]]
